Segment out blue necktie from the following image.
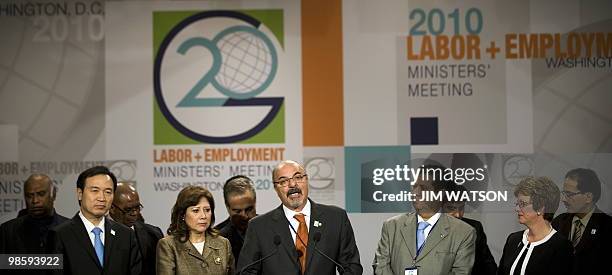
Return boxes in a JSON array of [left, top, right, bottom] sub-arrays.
[[92, 227, 104, 267], [416, 221, 430, 255]]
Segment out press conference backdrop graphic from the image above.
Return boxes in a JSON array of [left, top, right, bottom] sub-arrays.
[[0, 0, 106, 220], [153, 10, 285, 145], [396, 1, 515, 147], [104, 0, 302, 254], [1, 0, 611, 273]]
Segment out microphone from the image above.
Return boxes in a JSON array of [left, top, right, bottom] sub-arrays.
[[313, 232, 346, 274], [296, 249, 304, 275], [237, 235, 281, 275]]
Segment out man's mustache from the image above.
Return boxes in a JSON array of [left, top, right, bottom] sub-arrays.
[[287, 187, 302, 196]]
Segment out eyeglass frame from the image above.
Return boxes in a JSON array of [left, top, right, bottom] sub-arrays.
[[561, 190, 584, 199], [112, 203, 143, 214], [514, 200, 533, 209], [273, 173, 308, 187]]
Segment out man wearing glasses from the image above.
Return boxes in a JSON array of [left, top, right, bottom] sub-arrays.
[[237, 160, 363, 274], [552, 168, 612, 275], [109, 182, 163, 275]]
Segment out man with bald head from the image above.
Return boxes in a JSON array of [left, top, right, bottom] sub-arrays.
[[238, 160, 362, 274], [0, 173, 68, 254], [109, 182, 163, 275]]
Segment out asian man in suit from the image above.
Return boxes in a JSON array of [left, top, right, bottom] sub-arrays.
[[373, 165, 476, 275], [552, 168, 612, 275], [48, 166, 142, 275], [237, 160, 362, 274]]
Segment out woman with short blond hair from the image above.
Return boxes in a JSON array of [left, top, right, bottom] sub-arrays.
[[498, 176, 573, 275]]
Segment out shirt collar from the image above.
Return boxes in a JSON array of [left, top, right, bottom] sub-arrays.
[[79, 211, 105, 233], [522, 227, 557, 246], [282, 199, 312, 221], [417, 212, 441, 226], [572, 206, 595, 226]]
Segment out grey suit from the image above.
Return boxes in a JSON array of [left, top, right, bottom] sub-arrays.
[[373, 213, 476, 275]]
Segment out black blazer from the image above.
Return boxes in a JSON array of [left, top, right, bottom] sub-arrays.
[[497, 230, 573, 275], [237, 200, 362, 274], [0, 211, 68, 275], [48, 213, 142, 275], [552, 208, 612, 275], [460, 217, 497, 275], [0, 211, 68, 254], [134, 221, 163, 275], [216, 217, 245, 262]]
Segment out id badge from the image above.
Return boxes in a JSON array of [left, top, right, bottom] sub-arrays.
[[405, 267, 418, 275]]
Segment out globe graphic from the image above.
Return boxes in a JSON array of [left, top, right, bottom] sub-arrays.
[[533, 20, 612, 212], [0, 16, 103, 163], [0, 14, 104, 222], [215, 30, 274, 95]]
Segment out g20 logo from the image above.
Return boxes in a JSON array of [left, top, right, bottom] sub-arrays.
[[154, 10, 284, 144]]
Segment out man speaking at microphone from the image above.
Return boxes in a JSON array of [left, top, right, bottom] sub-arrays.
[[237, 160, 362, 274]]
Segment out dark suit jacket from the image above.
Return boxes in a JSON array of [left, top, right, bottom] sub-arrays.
[[237, 200, 362, 274], [0, 211, 68, 254], [134, 221, 163, 275], [552, 208, 612, 275], [216, 217, 245, 262], [0, 211, 68, 275], [460, 217, 497, 275], [48, 213, 142, 275]]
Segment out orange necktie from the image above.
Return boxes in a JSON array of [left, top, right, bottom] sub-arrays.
[[294, 213, 308, 274]]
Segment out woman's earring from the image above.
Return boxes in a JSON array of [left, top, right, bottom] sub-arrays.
[[537, 212, 541, 216]]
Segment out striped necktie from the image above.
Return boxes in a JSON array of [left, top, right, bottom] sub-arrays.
[[571, 219, 583, 247]]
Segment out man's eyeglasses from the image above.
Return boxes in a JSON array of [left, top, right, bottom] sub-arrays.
[[113, 203, 143, 214], [514, 200, 532, 209], [561, 191, 583, 199], [274, 173, 308, 187]]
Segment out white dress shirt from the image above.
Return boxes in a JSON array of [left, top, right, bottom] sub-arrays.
[[79, 211, 105, 247], [282, 200, 312, 244], [417, 212, 441, 240]]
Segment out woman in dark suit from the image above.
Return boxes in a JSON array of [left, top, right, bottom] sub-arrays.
[[157, 186, 234, 275], [498, 176, 573, 275]]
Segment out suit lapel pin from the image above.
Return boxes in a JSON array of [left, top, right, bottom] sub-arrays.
[[214, 257, 222, 265], [314, 220, 322, 227], [110, 229, 116, 236], [591, 229, 596, 234]]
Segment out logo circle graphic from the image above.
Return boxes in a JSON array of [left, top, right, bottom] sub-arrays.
[[212, 25, 277, 99], [502, 155, 534, 186], [305, 158, 335, 190], [107, 160, 137, 182], [154, 11, 282, 144]]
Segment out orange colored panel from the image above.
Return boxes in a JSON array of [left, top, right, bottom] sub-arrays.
[[301, 0, 344, 146]]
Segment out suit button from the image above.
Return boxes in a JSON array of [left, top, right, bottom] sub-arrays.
[[202, 263, 206, 267]]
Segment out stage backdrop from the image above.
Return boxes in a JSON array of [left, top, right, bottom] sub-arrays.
[[1, 0, 611, 273]]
